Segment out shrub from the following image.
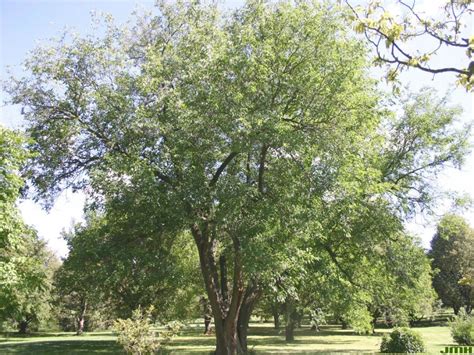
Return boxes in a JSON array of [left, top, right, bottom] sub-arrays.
[[345, 307, 373, 334], [161, 320, 183, 342], [380, 327, 426, 353], [450, 310, 474, 345], [113, 306, 160, 354]]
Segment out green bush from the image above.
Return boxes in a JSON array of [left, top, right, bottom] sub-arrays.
[[380, 327, 426, 353], [345, 307, 373, 334], [450, 311, 474, 345], [161, 320, 183, 342], [113, 306, 160, 354]]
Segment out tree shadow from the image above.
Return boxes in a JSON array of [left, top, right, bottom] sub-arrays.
[[0, 339, 121, 354]]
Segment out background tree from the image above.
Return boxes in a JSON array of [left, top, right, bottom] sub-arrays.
[[430, 214, 474, 314], [54, 210, 202, 333], [54, 217, 104, 335], [0, 127, 57, 333]]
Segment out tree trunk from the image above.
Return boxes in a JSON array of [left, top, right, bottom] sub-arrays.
[[18, 320, 28, 334], [310, 313, 320, 331], [371, 316, 377, 334], [465, 304, 472, 315], [453, 305, 460, 315], [370, 308, 381, 333], [215, 319, 241, 355], [284, 301, 296, 342], [204, 315, 212, 335], [76, 317, 85, 335], [191, 224, 246, 355], [220, 255, 228, 302], [273, 311, 280, 330], [76, 299, 87, 335], [285, 321, 295, 342], [237, 286, 261, 353]]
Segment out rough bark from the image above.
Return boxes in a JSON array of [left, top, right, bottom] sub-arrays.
[[237, 286, 262, 353], [220, 255, 229, 305], [191, 223, 246, 355]]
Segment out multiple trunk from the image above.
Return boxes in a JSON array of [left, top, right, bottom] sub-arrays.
[[191, 223, 261, 354]]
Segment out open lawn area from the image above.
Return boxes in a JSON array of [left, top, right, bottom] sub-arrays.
[[0, 324, 456, 354]]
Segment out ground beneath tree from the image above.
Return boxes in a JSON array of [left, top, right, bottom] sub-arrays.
[[0, 324, 454, 354]]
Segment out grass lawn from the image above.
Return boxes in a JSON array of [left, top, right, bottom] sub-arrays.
[[0, 323, 455, 354]]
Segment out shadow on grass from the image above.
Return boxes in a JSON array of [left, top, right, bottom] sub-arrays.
[[164, 337, 216, 347], [0, 339, 122, 354], [250, 338, 355, 346], [0, 332, 73, 339], [248, 325, 384, 338]]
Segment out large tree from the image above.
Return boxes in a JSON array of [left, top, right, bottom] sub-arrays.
[[0, 127, 56, 333], [5, 1, 469, 353], [430, 214, 474, 314]]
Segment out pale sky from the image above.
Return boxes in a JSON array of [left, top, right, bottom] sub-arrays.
[[1, 0, 472, 257]]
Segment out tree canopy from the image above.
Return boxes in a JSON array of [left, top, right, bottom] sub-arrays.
[[0, 127, 57, 332], [430, 214, 474, 314], [4, 0, 471, 352]]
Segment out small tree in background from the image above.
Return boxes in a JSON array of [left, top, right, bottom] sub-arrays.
[[430, 215, 474, 315], [113, 306, 160, 355], [450, 309, 474, 346]]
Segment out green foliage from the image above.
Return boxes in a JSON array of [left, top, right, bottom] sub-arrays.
[[0, 127, 30, 292], [3, 1, 470, 348], [345, 0, 473, 90], [345, 306, 373, 334], [113, 306, 160, 355], [380, 327, 426, 353], [0, 127, 57, 332], [161, 320, 184, 342], [430, 214, 474, 314], [450, 310, 474, 345], [54, 213, 202, 328], [368, 235, 437, 327]]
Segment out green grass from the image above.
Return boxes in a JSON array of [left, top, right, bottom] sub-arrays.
[[0, 324, 455, 354]]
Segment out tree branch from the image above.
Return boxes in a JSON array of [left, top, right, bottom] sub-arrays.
[[258, 145, 269, 194], [209, 152, 239, 187]]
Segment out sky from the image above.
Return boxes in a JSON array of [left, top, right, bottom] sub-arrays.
[[0, 0, 473, 258]]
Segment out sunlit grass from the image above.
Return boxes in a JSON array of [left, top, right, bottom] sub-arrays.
[[0, 323, 455, 354]]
